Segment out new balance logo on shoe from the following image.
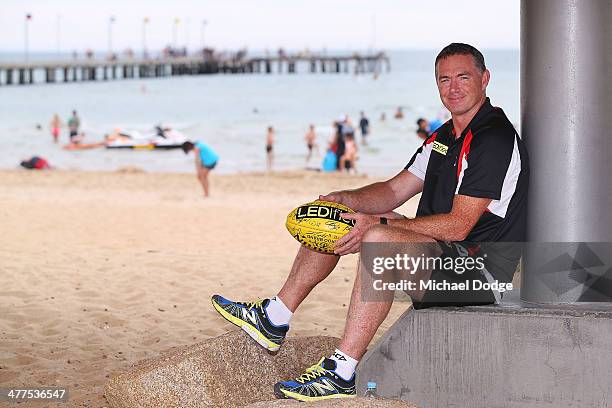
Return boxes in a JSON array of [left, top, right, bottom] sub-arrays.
[[241, 308, 258, 326]]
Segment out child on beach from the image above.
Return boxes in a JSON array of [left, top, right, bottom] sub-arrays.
[[181, 141, 219, 197], [339, 132, 358, 173]]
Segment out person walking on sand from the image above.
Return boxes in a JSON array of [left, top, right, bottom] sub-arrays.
[[67, 110, 81, 143], [211, 43, 529, 402], [50, 114, 62, 143], [181, 141, 219, 197], [304, 124, 318, 163], [266, 126, 275, 171]]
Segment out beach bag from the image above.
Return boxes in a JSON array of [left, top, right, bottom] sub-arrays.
[[322, 149, 337, 172]]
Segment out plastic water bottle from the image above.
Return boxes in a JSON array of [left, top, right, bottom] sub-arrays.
[[364, 381, 377, 398]]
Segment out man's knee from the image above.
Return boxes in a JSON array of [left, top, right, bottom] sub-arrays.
[[362, 224, 390, 243]]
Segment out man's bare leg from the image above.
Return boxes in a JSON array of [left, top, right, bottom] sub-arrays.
[[338, 225, 440, 359], [277, 245, 340, 312]]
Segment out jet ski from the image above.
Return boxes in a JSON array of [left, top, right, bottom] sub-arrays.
[[105, 127, 188, 150]]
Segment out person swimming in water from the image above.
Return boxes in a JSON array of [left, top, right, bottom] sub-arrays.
[[266, 126, 275, 171]]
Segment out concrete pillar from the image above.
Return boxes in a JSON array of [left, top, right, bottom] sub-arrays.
[[521, 0, 612, 303], [335, 60, 340, 73], [123, 65, 128, 78], [28, 69, 34, 84], [63, 67, 69, 82], [45, 68, 55, 83], [310, 60, 316, 73], [103, 66, 108, 80], [72, 67, 77, 81], [18, 69, 25, 85], [321, 60, 326, 73], [6, 69, 13, 85], [265, 61, 271, 74]]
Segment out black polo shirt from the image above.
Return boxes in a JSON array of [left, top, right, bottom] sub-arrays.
[[405, 98, 529, 244]]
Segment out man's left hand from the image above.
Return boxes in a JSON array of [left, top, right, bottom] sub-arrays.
[[333, 213, 379, 256]]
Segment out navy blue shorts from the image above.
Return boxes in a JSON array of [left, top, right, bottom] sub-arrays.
[[411, 241, 501, 310]]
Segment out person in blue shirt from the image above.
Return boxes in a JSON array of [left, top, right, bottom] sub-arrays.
[[181, 141, 219, 197]]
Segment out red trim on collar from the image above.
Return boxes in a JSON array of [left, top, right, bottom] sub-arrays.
[[425, 131, 438, 145], [456, 129, 474, 180]]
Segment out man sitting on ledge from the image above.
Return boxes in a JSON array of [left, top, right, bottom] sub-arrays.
[[212, 43, 529, 402]]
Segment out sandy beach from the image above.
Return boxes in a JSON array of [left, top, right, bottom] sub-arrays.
[[0, 169, 419, 407]]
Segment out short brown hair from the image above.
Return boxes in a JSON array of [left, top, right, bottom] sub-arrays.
[[435, 43, 486, 74]]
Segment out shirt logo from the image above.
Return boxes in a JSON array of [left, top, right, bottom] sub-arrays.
[[432, 141, 448, 156]]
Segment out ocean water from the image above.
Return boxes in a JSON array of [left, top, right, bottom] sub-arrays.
[[0, 49, 519, 176]]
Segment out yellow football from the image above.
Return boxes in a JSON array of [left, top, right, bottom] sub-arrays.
[[285, 200, 356, 254]]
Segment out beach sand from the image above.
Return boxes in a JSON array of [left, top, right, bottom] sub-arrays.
[[0, 169, 419, 407]]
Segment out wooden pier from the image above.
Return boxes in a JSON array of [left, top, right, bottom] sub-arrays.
[[0, 53, 390, 86]]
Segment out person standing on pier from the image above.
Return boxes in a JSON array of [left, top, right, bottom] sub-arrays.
[[266, 126, 275, 171], [67, 110, 81, 143], [49, 114, 63, 143]]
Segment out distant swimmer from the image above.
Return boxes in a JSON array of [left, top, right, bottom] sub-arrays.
[[182, 141, 219, 198], [394, 106, 404, 119], [266, 126, 275, 171], [304, 124, 319, 162], [68, 110, 81, 143], [359, 111, 370, 145], [50, 113, 63, 143]]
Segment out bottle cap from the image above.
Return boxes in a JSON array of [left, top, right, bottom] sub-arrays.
[[367, 381, 377, 388]]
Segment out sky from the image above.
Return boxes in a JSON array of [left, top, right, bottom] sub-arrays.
[[1, 0, 519, 53]]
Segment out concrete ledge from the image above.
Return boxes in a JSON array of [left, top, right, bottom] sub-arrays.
[[357, 301, 612, 408], [105, 331, 339, 407]]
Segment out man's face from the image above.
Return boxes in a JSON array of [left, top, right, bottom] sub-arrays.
[[436, 54, 489, 117]]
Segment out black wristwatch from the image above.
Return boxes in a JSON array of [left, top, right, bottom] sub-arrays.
[[380, 217, 388, 225]]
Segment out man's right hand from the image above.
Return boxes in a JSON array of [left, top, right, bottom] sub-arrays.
[[318, 191, 351, 207]]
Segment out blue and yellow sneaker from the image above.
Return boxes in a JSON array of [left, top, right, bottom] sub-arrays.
[[211, 295, 288, 352], [274, 357, 356, 401]]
